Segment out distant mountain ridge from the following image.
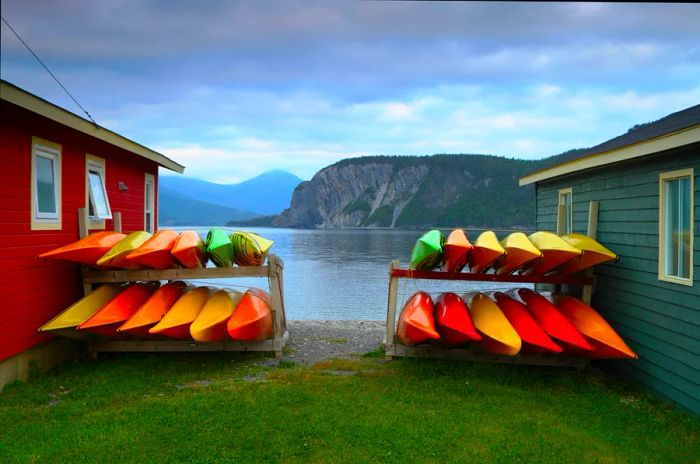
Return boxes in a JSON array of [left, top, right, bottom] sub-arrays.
[[160, 170, 302, 216], [274, 150, 586, 229]]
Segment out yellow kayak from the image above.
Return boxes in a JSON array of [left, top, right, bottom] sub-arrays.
[[465, 292, 521, 356], [231, 231, 274, 266], [493, 232, 542, 275], [96, 231, 152, 269], [556, 234, 618, 275], [190, 290, 243, 342], [525, 231, 582, 275], [468, 231, 505, 273], [149, 287, 212, 339], [38, 285, 124, 339]]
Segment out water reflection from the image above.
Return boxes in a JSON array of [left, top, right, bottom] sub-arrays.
[[176, 227, 532, 321]]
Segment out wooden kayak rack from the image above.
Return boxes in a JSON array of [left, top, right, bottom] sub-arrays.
[[77, 208, 288, 357]]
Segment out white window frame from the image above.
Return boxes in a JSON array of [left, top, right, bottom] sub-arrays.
[[658, 168, 694, 286], [557, 188, 573, 235], [85, 154, 112, 229], [30, 137, 62, 230], [144, 173, 155, 233]]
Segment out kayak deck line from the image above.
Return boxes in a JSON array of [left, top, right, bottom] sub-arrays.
[[390, 268, 594, 285]]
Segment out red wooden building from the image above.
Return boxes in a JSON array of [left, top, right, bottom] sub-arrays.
[[0, 80, 184, 388]]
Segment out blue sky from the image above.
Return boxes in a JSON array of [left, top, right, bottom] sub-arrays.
[[2, 1, 699, 183]]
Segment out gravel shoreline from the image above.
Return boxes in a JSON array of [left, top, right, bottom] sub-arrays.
[[280, 320, 385, 364]]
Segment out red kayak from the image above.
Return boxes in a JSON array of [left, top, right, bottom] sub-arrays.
[[226, 288, 273, 341], [442, 229, 473, 273], [171, 230, 207, 269], [396, 291, 440, 346], [38, 231, 127, 266], [77, 283, 157, 337], [434, 292, 481, 346], [118, 282, 188, 337], [517, 288, 592, 352], [493, 292, 562, 353], [553, 294, 638, 359], [126, 230, 179, 269]]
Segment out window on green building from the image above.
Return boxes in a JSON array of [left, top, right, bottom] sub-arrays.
[[558, 188, 572, 235], [659, 169, 694, 285]]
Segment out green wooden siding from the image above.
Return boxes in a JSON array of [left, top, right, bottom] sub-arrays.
[[535, 147, 700, 414]]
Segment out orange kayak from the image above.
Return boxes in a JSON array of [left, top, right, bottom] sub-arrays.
[[468, 231, 505, 273], [191, 290, 243, 342], [442, 229, 473, 273], [77, 283, 157, 337], [38, 231, 127, 266], [227, 288, 274, 341], [149, 286, 212, 339], [434, 292, 481, 346], [556, 234, 618, 275], [172, 230, 207, 269], [396, 291, 440, 346], [553, 294, 637, 359], [525, 231, 582, 275], [126, 230, 180, 269], [493, 292, 562, 353], [466, 292, 521, 356], [517, 288, 592, 352], [117, 282, 188, 337]]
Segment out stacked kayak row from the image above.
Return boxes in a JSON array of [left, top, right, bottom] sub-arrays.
[[396, 289, 637, 359], [411, 229, 618, 275], [38, 283, 274, 342], [38, 228, 273, 270]]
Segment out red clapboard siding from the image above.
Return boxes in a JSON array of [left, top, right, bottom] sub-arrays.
[[0, 100, 161, 362]]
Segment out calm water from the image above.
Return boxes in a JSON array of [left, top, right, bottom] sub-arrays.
[[179, 227, 532, 321]]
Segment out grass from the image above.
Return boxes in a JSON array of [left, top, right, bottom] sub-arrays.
[[1, 352, 698, 463]]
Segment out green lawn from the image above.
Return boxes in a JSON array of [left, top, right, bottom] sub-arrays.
[[1, 349, 697, 463]]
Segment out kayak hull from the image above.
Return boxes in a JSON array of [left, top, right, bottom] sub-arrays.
[[38, 231, 127, 266], [172, 230, 206, 268], [554, 294, 637, 359], [231, 232, 274, 266], [226, 288, 274, 341], [149, 287, 212, 339], [96, 231, 152, 269], [493, 232, 542, 275], [468, 231, 505, 273], [517, 288, 592, 352], [556, 234, 618, 275], [126, 230, 179, 269], [410, 230, 444, 271], [77, 283, 156, 337], [434, 292, 481, 346], [206, 229, 234, 267], [525, 231, 582, 275], [38, 285, 124, 339], [493, 292, 562, 353], [191, 290, 242, 342], [442, 229, 472, 273], [396, 291, 440, 346], [118, 282, 187, 337], [466, 292, 521, 356]]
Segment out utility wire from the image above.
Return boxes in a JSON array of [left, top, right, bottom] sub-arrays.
[[1, 15, 99, 127]]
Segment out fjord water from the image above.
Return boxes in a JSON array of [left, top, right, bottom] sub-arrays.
[[183, 227, 531, 320]]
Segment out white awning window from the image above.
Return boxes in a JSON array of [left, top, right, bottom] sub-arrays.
[[87, 157, 112, 220]]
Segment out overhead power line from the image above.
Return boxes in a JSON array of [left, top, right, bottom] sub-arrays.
[[1, 15, 99, 127]]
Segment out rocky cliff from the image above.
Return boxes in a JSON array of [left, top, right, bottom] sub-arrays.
[[274, 154, 554, 229]]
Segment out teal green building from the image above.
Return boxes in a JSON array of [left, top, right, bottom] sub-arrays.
[[520, 105, 699, 414]]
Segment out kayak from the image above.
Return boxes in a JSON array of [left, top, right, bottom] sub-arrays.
[[231, 231, 274, 266], [396, 291, 440, 345], [516, 288, 592, 352], [149, 286, 212, 339], [442, 229, 473, 273], [77, 283, 157, 337], [468, 230, 505, 273], [227, 288, 274, 341], [410, 230, 444, 271], [206, 228, 234, 267], [492, 292, 562, 353], [126, 230, 179, 269], [96, 231, 152, 269], [553, 294, 637, 359], [555, 233, 618, 275], [191, 290, 243, 342], [493, 232, 542, 275], [434, 292, 481, 346], [38, 231, 126, 266], [524, 231, 582, 275], [117, 282, 188, 337], [172, 230, 207, 268], [465, 292, 521, 356], [38, 285, 124, 339]]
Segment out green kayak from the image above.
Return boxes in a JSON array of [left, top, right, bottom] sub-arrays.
[[410, 230, 445, 270], [206, 228, 234, 267]]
